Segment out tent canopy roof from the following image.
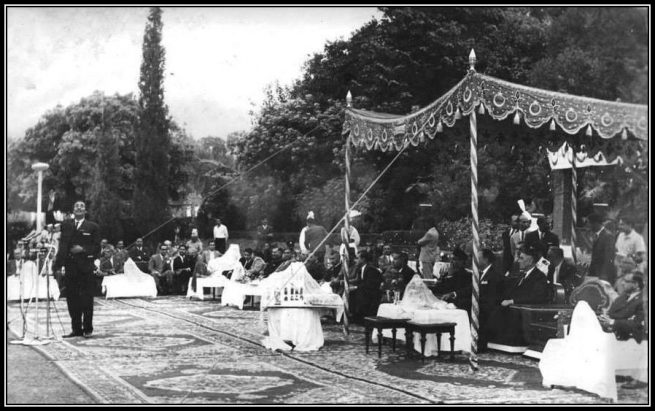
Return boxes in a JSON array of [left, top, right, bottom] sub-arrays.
[[343, 71, 648, 152]]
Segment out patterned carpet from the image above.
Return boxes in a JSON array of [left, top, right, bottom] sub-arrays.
[[6, 296, 649, 404]]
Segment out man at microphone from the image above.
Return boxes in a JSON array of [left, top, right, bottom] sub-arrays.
[[53, 201, 101, 339]]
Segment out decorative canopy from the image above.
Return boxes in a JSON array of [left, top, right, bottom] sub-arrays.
[[343, 71, 648, 152], [547, 143, 623, 170]]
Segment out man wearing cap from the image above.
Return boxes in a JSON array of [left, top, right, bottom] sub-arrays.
[[587, 212, 616, 285], [299, 211, 328, 262], [53, 201, 101, 339], [485, 243, 550, 346]]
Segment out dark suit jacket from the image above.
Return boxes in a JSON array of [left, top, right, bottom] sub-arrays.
[[525, 230, 560, 257], [435, 268, 473, 312], [547, 260, 583, 298], [53, 219, 101, 285], [480, 263, 503, 309], [351, 264, 383, 317], [173, 255, 193, 274], [505, 266, 551, 305], [129, 247, 150, 263], [607, 291, 644, 342], [589, 228, 616, 284]]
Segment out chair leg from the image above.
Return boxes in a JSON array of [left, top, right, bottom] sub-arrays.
[[436, 331, 442, 355], [377, 328, 383, 358], [365, 327, 370, 354], [406, 328, 413, 356], [391, 328, 397, 351], [449, 329, 455, 360], [420, 332, 427, 362]]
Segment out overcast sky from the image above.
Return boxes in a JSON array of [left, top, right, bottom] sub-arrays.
[[6, 6, 381, 140]]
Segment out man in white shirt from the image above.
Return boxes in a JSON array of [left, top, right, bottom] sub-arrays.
[[213, 218, 229, 254], [614, 217, 646, 289]]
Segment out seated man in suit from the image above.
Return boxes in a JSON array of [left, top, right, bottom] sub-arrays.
[[148, 244, 175, 294], [434, 248, 472, 313], [381, 251, 415, 300], [172, 244, 194, 294], [349, 250, 383, 324], [479, 248, 503, 349], [128, 238, 150, 273], [239, 248, 266, 281], [485, 243, 551, 346], [546, 246, 584, 301], [598, 271, 645, 343], [323, 252, 344, 295], [262, 246, 284, 277]]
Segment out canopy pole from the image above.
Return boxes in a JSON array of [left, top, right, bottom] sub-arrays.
[[469, 108, 480, 371], [341, 133, 353, 335], [570, 145, 577, 264], [467, 49, 480, 371]]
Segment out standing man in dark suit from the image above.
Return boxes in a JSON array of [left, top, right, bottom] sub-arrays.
[[525, 216, 560, 258], [172, 244, 194, 294], [53, 201, 101, 339], [502, 214, 520, 275], [587, 212, 616, 285]]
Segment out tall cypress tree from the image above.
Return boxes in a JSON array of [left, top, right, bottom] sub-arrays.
[[134, 7, 170, 236]]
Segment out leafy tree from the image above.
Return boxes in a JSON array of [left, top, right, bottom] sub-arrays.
[[134, 6, 171, 236]]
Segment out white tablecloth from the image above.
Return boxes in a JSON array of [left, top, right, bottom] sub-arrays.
[[186, 275, 228, 300], [262, 306, 325, 351], [7, 261, 60, 301], [372, 303, 472, 357], [539, 301, 648, 402], [221, 280, 263, 309]]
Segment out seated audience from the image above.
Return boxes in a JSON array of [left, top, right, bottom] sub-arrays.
[[263, 246, 284, 277], [598, 271, 645, 343], [434, 248, 472, 312], [95, 245, 118, 296], [377, 244, 394, 271], [172, 244, 194, 293], [323, 252, 344, 295], [113, 240, 129, 273], [186, 228, 204, 265], [148, 244, 175, 294], [614, 216, 646, 292], [202, 241, 222, 263], [7, 249, 25, 277], [381, 251, 415, 298], [274, 248, 295, 273], [348, 250, 383, 324], [478, 248, 503, 349], [546, 246, 583, 301], [304, 252, 325, 282], [240, 248, 266, 281], [485, 243, 551, 346], [129, 238, 150, 273]]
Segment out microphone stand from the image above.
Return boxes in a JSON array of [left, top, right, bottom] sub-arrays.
[[21, 245, 57, 346], [9, 237, 35, 345]]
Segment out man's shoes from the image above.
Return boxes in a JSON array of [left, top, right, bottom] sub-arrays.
[[83, 331, 93, 338], [622, 380, 648, 389], [63, 332, 82, 338]]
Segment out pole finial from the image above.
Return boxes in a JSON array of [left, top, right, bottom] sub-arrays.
[[346, 90, 352, 108], [468, 49, 477, 72]]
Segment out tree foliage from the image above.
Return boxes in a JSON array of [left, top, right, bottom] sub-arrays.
[[134, 6, 171, 235]]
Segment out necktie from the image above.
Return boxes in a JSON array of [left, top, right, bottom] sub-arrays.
[[76, 220, 82, 230]]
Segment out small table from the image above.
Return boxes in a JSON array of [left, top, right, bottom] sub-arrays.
[[363, 316, 411, 358], [405, 321, 456, 361]]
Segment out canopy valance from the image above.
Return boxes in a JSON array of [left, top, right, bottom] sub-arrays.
[[343, 71, 648, 152]]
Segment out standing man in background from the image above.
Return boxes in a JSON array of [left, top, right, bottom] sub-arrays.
[[213, 217, 229, 254], [53, 201, 101, 338], [417, 218, 439, 279]]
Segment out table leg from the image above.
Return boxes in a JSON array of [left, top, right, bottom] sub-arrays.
[[436, 331, 442, 355], [365, 327, 370, 354], [449, 329, 455, 360], [405, 328, 412, 356], [420, 332, 427, 362], [377, 328, 383, 358], [391, 328, 397, 352]]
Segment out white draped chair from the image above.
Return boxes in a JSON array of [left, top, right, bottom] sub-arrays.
[[7, 260, 60, 301], [101, 258, 157, 299], [539, 301, 648, 402]]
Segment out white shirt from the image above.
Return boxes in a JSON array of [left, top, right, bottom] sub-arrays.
[[213, 224, 228, 239], [299, 227, 308, 254], [480, 264, 491, 282], [615, 229, 646, 257]]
